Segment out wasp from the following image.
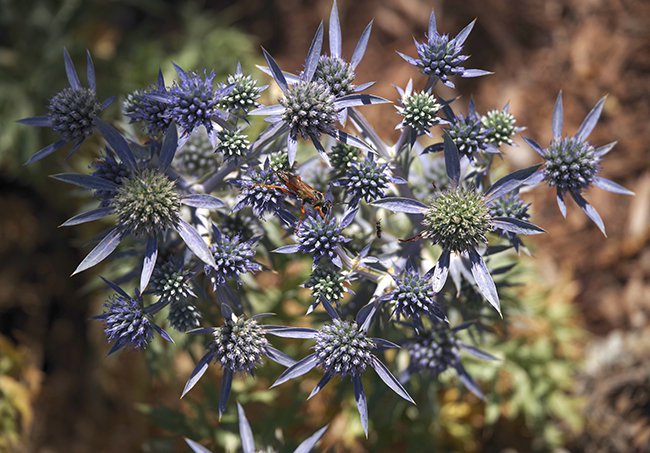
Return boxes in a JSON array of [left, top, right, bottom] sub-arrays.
[[259, 170, 331, 221]]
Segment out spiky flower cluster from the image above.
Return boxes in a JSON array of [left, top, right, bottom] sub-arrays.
[[406, 329, 461, 375], [281, 81, 337, 139], [296, 216, 347, 265], [210, 317, 269, 373], [423, 188, 492, 252], [314, 320, 374, 376], [314, 55, 355, 97], [219, 72, 262, 112], [340, 158, 391, 205], [111, 169, 180, 236], [482, 109, 517, 146], [389, 272, 442, 322], [174, 131, 219, 176], [415, 35, 466, 84], [205, 234, 261, 288], [489, 193, 530, 221], [216, 128, 249, 160], [48, 87, 101, 142], [399, 91, 441, 132], [447, 114, 489, 158], [151, 261, 193, 304], [234, 166, 286, 216], [123, 87, 171, 137], [269, 151, 290, 172], [306, 265, 346, 304], [543, 137, 599, 192], [169, 70, 222, 135], [168, 300, 202, 332], [329, 142, 359, 175], [100, 295, 153, 351]]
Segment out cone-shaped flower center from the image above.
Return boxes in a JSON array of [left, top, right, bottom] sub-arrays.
[[281, 81, 337, 138], [543, 137, 598, 191], [314, 320, 374, 376], [210, 317, 269, 373], [314, 55, 355, 97], [48, 87, 101, 142]]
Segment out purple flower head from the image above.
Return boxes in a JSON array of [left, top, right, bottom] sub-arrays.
[[336, 155, 402, 207], [218, 63, 265, 114], [94, 279, 172, 355], [269, 303, 414, 437], [18, 49, 113, 164], [204, 224, 262, 289], [386, 266, 446, 323], [523, 93, 634, 236], [403, 323, 498, 400], [398, 11, 491, 88], [182, 304, 295, 418], [233, 162, 287, 217], [123, 70, 172, 137], [488, 192, 531, 251], [90, 148, 131, 207], [295, 215, 348, 268]]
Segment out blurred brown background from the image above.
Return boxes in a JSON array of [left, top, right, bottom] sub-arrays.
[[1, 0, 648, 451]]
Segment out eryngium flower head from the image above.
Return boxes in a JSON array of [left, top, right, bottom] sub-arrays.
[[270, 151, 290, 172], [91, 150, 130, 206], [111, 169, 180, 236], [397, 91, 441, 132], [489, 193, 530, 222], [168, 66, 227, 137], [173, 130, 219, 176], [218, 211, 263, 241], [99, 294, 153, 351], [48, 87, 101, 143], [233, 165, 286, 217], [314, 319, 374, 376], [543, 137, 599, 192], [388, 270, 445, 322], [338, 158, 392, 206], [399, 11, 488, 88], [306, 265, 345, 304], [447, 114, 489, 159], [123, 84, 171, 138], [168, 299, 202, 332], [210, 316, 269, 374], [423, 188, 491, 253], [151, 260, 194, 304], [216, 128, 249, 161], [329, 142, 359, 175], [205, 233, 261, 288], [314, 55, 355, 97], [280, 81, 337, 139], [219, 72, 263, 113], [482, 109, 517, 147], [296, 216, 347, 267], [406, 328, 461, 375]]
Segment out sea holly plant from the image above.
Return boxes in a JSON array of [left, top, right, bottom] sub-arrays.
[[18, 2, 632, 449]]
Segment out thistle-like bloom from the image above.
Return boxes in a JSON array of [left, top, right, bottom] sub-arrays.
[[181, 303, 294, 417], [398, 11, 490, 88], [524, 93, 634, 236], [93, 278, 172, 355], [91, 148, 131, 206], [373, 136, 544, 314], [233, 161, 287, 217], [304, 264, 347, 313], [168, 299, 202, 332], [385, 264, 445, 323], [154, 64, 231, 142], [395, 79, 443, 134], [270, 304, 414, 437], [401, 323, 497, 400], [218, 63, 265, 114], [151, 259, 195, 304], [173, 129, 219, 177], [329, 142, 360, 176], [185, 403, 327, 453], [123, 70, 172, 138], [250, 21, 386, 166], [204, 224, 262, 289], [275, 214, 351, 268], [52, 124, 222, 292], [19, 49, 113, 164], [336, 155, 404, 207], [482, 103, 523, 147], [216, 128, 249, 161], [488, 192, 531, 251]]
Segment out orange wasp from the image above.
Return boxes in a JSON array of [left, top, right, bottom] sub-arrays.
[[260, 170, 332, 222]]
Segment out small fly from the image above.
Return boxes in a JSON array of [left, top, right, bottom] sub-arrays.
[[375, 219, 382, 238]]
